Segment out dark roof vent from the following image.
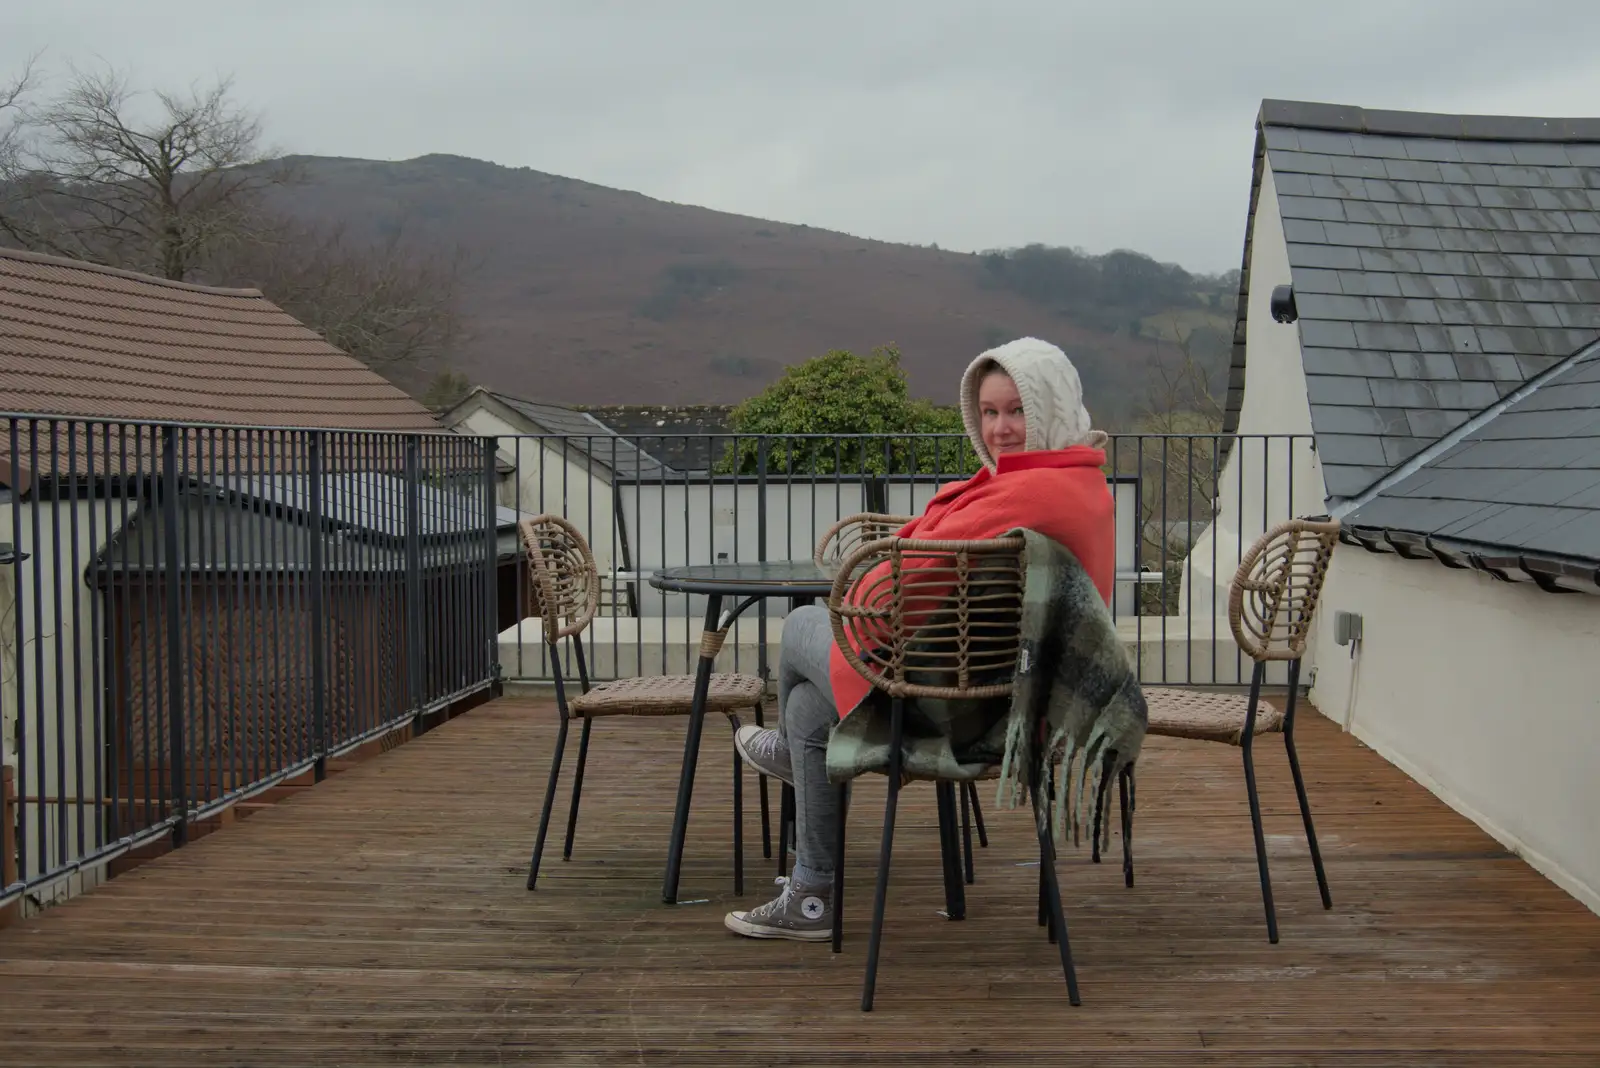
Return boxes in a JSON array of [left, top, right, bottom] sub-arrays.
[[1270, 284, 1298, 324]]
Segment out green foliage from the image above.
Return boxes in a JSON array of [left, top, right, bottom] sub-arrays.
[[719, 346, 978, 475], [978, 244, 1237, 334]]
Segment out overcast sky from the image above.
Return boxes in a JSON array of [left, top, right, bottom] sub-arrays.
[[9, 1, 1600, 273]]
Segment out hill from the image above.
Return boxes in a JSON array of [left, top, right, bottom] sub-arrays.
[[269, 154, 1236, 427]]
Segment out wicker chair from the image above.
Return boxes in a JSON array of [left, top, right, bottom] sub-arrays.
[[798, 514, 994, 873], [825, 534, 1089, 1012], [521, 515, 768, 895], [813, 512, 914, 574], [1137, 515, 1341, 943]]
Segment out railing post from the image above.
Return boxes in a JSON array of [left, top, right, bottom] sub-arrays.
[[404, 436, 425, 731], [160, 425, 187, 847], [308, 432, 327, 782], [483, 437, 502, 696], [756, 437, 769, 686]]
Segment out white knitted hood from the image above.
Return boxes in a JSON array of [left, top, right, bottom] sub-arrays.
[[959, 337, 1107, 472]]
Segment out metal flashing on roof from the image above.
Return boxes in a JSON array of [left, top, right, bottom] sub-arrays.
[[1259, 100, 1600, 144]]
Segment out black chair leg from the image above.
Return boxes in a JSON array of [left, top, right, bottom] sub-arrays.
[[1032, 781, 1082, 1006], [1282, 659, 1332, 911], [729, 715, 744, 897], [561, 716, 592, 861], [936, 782, 966, 920], [861, 698, 905, 1013], [1241, 661, 1279, 943], [964, 780, 988, 848], [754, 700, 773, 861], [958, 779, 975, 885], [1038, 863, 1049, 930], [1119, 764, 1134, 889], [527, 656, 572, 891], [832, 782, 849, 953], [662, 597, 721, 905]]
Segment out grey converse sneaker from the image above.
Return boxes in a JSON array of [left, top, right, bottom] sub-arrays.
[[734, 725, 793, 786], [725, 877, 833, 941]]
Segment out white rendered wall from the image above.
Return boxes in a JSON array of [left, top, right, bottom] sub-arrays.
[[1309, 547, 1600, 916], [1179, 162, 1328, 683]]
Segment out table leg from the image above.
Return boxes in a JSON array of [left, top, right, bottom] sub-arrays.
[[662, 592, 722, 905]]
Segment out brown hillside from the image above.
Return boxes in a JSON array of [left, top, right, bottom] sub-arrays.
[[271, 154, 1206, 421]]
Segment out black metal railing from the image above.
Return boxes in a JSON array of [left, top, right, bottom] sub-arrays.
[[1, 416, 506, 911], [493, 431, 1318, 689]]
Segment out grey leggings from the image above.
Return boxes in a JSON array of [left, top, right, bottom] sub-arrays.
[[775, 603, 841, 884]]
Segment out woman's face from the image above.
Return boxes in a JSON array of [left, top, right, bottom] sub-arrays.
[[978, 370, 1027, 459]]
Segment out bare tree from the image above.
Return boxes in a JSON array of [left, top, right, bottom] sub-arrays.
[[0, 62, 295, 281], [1125, 318, 1229, 612], [2, 60, 470, 383], [205, 215, 471, 381], [0, 54, 42, 219]]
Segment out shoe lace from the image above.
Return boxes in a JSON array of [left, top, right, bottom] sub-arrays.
[[754, 876, 796, 917]]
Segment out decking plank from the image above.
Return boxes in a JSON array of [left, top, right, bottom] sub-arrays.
[[0, 696, 1596, 1065]]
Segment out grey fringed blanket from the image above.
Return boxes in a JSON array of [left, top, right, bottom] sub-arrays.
[[824, 528, 1147, 849]]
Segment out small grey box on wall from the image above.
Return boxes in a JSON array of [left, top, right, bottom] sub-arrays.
[[1333, 610, 1364, 646]]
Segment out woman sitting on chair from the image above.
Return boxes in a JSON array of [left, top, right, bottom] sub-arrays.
[[725, 336, 1118, 941]]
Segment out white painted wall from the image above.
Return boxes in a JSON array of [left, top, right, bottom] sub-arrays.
[[0, 497, 111, 907], [453, 410, 622, 573], [1179, 161, 1329, 683], [1309, 547, 1600, 916]]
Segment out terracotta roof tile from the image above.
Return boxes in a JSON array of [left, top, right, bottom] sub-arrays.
[[0, 247, 439, 431]]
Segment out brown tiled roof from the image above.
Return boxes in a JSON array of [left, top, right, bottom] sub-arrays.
[[0, 247, 438, 431]]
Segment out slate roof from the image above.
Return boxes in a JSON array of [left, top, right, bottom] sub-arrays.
[[1341, 338, 1600, 583], [0, 247, 438, 430], [579, 405, 734, 473], [1227, 100, 1600, 502], [480, 391, 674, 480]]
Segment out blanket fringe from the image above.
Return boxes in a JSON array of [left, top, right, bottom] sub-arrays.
[[997, 719, 1135, 854]]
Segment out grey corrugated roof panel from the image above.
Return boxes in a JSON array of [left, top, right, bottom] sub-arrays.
[[212, 473, 525, 539]]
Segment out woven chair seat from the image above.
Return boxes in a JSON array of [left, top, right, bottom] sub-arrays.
[[1143, 687, 1285, 746], [570, 672, 765, 718]]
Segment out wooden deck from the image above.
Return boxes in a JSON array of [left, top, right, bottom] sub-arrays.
[[1, 696, 1597, 1066]]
